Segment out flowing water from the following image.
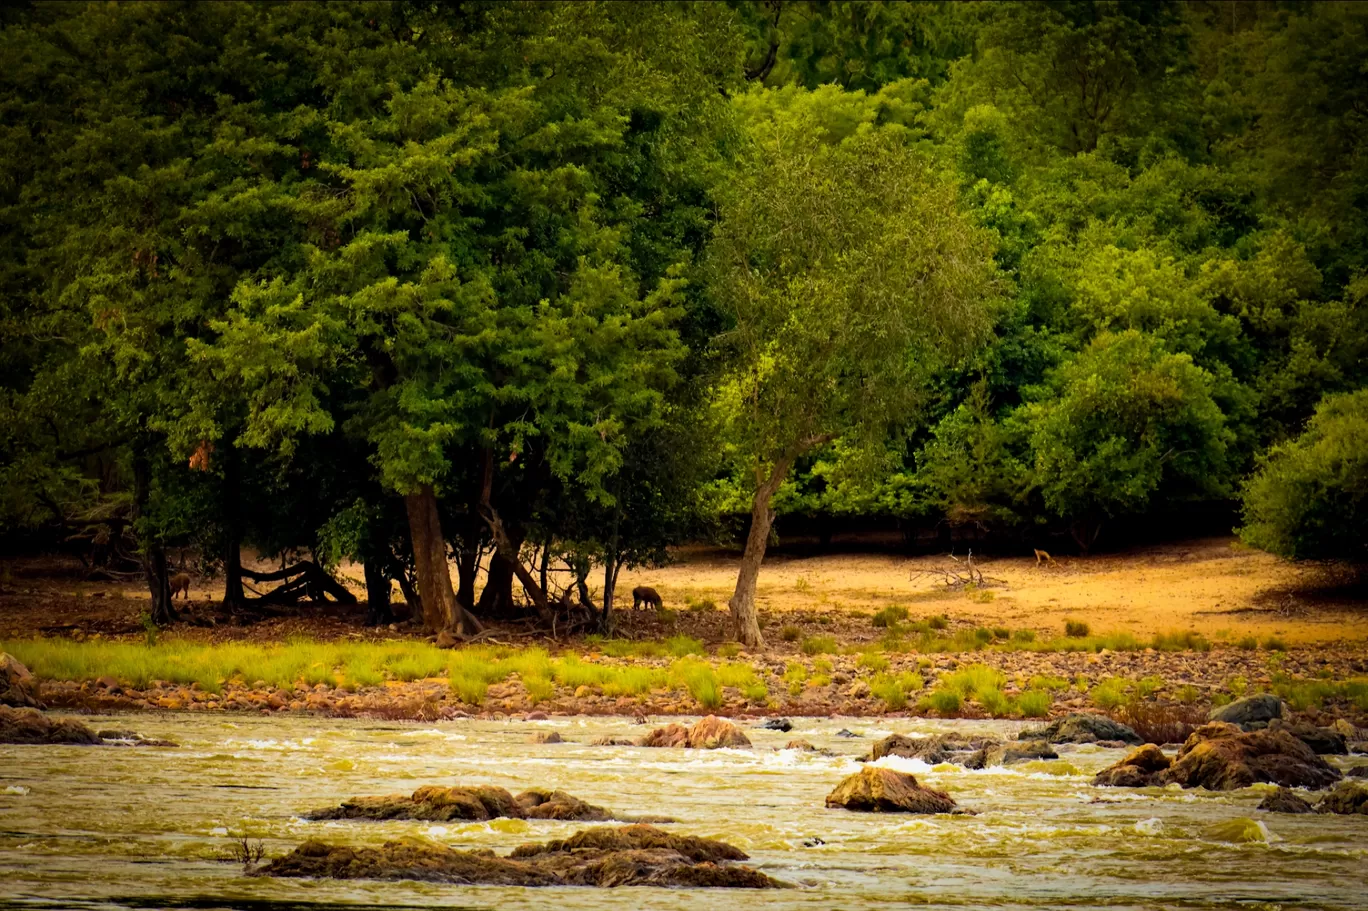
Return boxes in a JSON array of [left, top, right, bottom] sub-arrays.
[[2, 713, 1366, 910]]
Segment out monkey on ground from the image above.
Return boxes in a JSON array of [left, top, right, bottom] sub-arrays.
[[169, 573, 192, 599], [632, 586, 663, 610]]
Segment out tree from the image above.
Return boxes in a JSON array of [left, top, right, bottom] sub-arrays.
[[705, 97, 999, 646], [1240, 388, 1368, 563], [1023, 329, 1232, 550]]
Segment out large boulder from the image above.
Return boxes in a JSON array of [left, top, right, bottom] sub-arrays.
[[1020, 714, 1142, 746], [1314, 782, 1368, 815], [825, 767, 960, 814], [0, 706, 101, 745], [0, 654, 41, 708], [257, 825, 785, 889], [964, 740, 1058, 769], [1208, 695, 1283, 728], [639, 716, 751, 750], [1092, 744, 1172, 787], [1268, 720, 1348, 755], [864, 732, 997, 764], [1094, 723, 1341, 790]]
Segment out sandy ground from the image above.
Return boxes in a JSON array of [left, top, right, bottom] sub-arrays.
[[614, 537, 1368, 646], [2, 536, 1364, 646]]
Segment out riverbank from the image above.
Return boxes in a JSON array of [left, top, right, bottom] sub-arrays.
[[7, 637, 1366, 732]]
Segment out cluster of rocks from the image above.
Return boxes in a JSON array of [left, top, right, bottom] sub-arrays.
[[1093, 722, 1344, 791], [255, 824, 786, 889], [857, 713, 1142, 771], [1257, 783, 1368, 815], [586, 715, 753, 749], [305, 785, 672, 824]]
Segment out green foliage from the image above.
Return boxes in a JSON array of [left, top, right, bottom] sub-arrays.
[[800, 635, 839, 656], [780, 625, 802, 643], [872, 605, 909, 628], [1240, 389, 1368, 563], [1016, 690, 1052, 718]]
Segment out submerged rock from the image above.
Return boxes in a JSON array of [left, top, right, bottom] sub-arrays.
[[825, 767, 961, 814], [1092, 744, 1171, 787], [1208, 695, 1283, 728], [1315, 782, 1368, 815], [589, 736, 636, 746], [257, 825, 785, 889], [964, 740, 1058, 769], [864, 732, 997, 764], [1257, 787, 1315, 814], [639, 716, 751, 750], [1347, 766, 1368, 779], [0, 706, 174, 746], [1092, 723, 1341, 791], [530, 731, 564, 744], [757, 718, 793, 732], [1019, 714, 1142, 746], [304, 785, 665, 823], [0, 654, 42, 708]]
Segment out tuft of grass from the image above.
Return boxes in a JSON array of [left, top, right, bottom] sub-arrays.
[[922, 688, 962, 715], [1151, 630, 1211, 652], [1064, 619, 1090, 638], [800, 635, 838, 656], [976, 686, 1011, 716], [664, 635, 706, 658], [1175, 684, 1201, 704], [716, 642, 741, 659], [1089, 679, 1129, 710], [856, 651, 890, 674], [1028, 674, 1070, 692], [780, 625, 802, 643], [1016, 689, 1052, 718], [1012, 629, 1036, 643], [783, 662, 808, 696], [686, 598, 718, 612], [1236, 636, 1259, 650], [927, 614, 949, 631], [742, 680, 769, 703], [1262, 636, 1288, 651], [938, 664, 1005, 697], [872, 605, 908, 628]]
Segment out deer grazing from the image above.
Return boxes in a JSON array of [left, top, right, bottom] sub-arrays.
[[169, 572, 192, 599], [1033, 549, 1057, 568]]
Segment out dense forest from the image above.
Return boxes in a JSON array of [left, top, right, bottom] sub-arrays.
[[1, 1, 1364, 644]]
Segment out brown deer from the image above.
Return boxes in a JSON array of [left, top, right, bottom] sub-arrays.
[[1033, 548, 1057, 568], [169, 572, 192, 599], [632, 586, 663, 610]]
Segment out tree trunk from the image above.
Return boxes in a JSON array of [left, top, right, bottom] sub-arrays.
[[132, 446, 176, 626], [454, 517, 481, 612], [476, 447, 550, 620], [477, 551, 517, 616], [727, 455, 794, 649], [362, 557, 392, 626], [404, 485, 480, 635], [221, 442, 246, 607]]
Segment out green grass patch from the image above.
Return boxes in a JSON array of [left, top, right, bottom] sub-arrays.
[[1151, 630, 1211, 652], [1016, 689, 1052, 717], [856, 651, 890, 673], [872, 605, 908, 628], [800, 635, 838, 656], [780, 625, 801, 643], [1064, 620, 1090, 638]]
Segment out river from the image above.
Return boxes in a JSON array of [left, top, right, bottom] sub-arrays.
[[2, 713, 1365, 910]]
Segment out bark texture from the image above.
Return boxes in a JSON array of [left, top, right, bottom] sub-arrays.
[[727, 455, 793, 648]]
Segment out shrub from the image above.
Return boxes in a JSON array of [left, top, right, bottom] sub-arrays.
[[927, 614, 949, 630], [972, 627, 994, 644], [856, 651, 890, 673], [1151, 630, 1210, 652], [990, 627, 1011, 640], [716, 642, 741, 658], [1090, 680, 1128, 710], [1175, 684, 1200, 704], [977, 687, 1010, 716], [872, 605, 909, 628], [664, 635, 706, 658], [1012, 629, 1037, 643], [1262, 636, 1288, 651], [1236, 636, 1258, 650], [780, 625, 802, 643], [800, 635, 838, 655], [939, 664, 1005, 696], [870, 675, 907, 710], [1016, 689, 1052, 717], [923, 688, 962, 714], [686, 598, 718, 612], [1064, 620, 1090, 638], [1028, 674, 1070, 692], [742, 681, 769, 703], [1113, 701, 1205, 745]]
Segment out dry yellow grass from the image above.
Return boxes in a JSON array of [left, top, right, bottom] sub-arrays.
[[616, 537, 1368, 646]]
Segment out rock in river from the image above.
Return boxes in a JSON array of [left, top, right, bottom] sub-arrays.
[[305, 785, 670, 823], [1208, 694, 1283, 728], [1092, 723, 1341, 791], [639, 715, 751, 750], [0, 706, 174, 746], [1019, 714, 1143, 746], [1314, 782, 1368, 815], [825, 767, 962, 814], [1256, 787, 1315, 814], [256, 824, 785, 888], [864, 732, 996, 764], [964, 740, 1058, 769]]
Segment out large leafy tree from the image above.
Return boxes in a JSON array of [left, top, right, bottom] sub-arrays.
[[705, 93, 999, 646]]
